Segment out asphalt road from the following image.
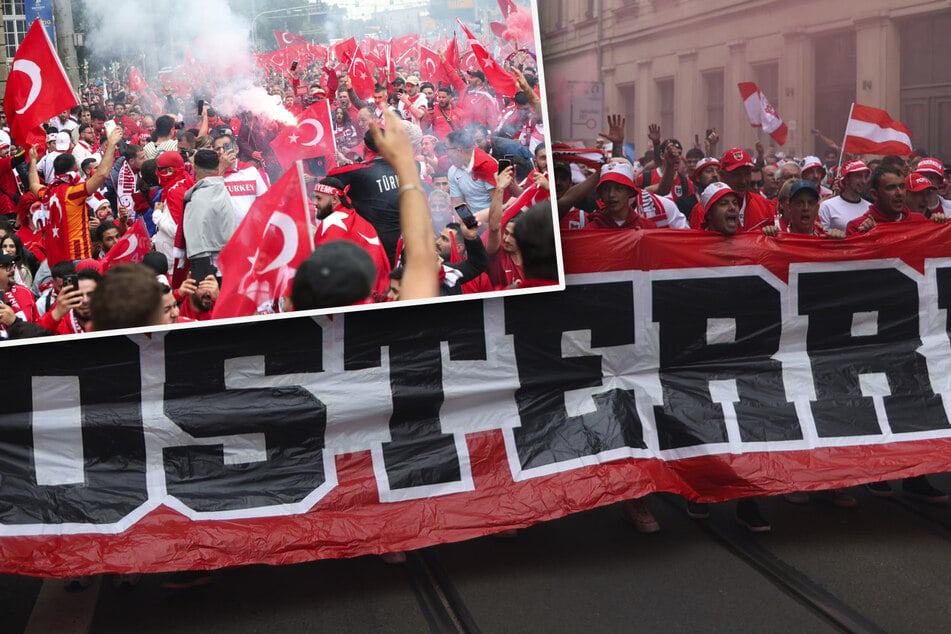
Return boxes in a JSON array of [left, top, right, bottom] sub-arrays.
[[7, 474, 951, 633]]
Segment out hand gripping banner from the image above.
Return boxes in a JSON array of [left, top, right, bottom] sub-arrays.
[[5, 225, 951, 576]]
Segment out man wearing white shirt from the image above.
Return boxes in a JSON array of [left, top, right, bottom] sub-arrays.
[[818, 160, 871, 232]]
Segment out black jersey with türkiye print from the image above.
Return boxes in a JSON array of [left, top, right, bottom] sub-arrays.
[[328, 158, 405, 266]]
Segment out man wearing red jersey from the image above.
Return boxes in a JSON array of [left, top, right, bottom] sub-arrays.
[[846, 165, 946, 235]]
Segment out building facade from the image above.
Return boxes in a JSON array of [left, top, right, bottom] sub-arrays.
[[540, 0, 951, 161]]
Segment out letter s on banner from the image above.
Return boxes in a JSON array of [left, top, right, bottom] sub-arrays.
[[0, 337, 148, 530], [162, 319, 331, 517]]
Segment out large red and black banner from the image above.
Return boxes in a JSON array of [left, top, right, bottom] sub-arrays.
[[6, 226, 951, 577]]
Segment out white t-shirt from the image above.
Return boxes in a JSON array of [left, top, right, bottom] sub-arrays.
[[819, 195, 872, 232], [397, 93, 428, 124], [223, 166, 269, 223]]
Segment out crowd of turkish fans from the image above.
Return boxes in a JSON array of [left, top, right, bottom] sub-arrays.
[[553, 113, 951, 535], [0, 42, 555, 339]]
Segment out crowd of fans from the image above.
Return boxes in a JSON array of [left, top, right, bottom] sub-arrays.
[[0, 35, 556, 340], [553, 112, 951, 534]]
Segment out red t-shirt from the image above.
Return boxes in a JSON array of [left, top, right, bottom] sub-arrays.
[[584, 208, 658, 230]]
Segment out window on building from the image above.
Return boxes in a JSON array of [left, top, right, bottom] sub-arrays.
[[3, 0, 26, 61], [703, 70, 724, 140], [814, 33, 856, 155], [656, 78, 674, 139]]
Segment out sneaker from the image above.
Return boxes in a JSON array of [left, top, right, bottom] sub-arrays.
[[621, 498, 660, 534], [902, 475, 949, 504], [380, 552, 407, 565], [736, 500, 771, 533], [812, 489, 858, 508], [160, 571, 212, 590], [784, 492, 810, 504], [685, 501, 710, 519], [865, 481, 894, 497]]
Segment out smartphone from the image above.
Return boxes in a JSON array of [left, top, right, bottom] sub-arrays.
[[190, 259, 216, 283], [196, 99, 204, 115], [497, 158, 512, 173], [290, 60, 299, 72], [63, 273, 78, 292], [104, 120, 117, 134], [455, 203, 478, 229], [222, 140, 235, 153]]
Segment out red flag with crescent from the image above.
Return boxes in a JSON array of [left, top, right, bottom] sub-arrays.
[[274, 30, 307, 49], [100, 219, 151, 271], [3, 20, 78, 149], [469, 40, 519, 100], [348, 47, 375, 99], [269, 100, 337, 171], [418, 46, 452, 88], [213, 162, 314, 320], [333, 37, 358, 65]]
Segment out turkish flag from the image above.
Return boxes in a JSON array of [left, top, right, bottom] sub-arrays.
[[314, 208, 391, 297], [100, 220, 151, 271], [348, 47, 375, 99], [214, 162, 314, 319], [3, 20, 78, 149], [275, 30, 307, 49], [469, 40, 519, 100], [128, 68, 147, 94], [269, 100, 337, 171], [333, 37, 358, 65], [456, 17, 477, 41], [419, 46, 452, 89], [390, 34, 420, 65], [472, 147, 499, 186], [443, 38, 460, 74]]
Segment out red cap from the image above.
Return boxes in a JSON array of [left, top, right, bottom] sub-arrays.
[[906, 173, 936, 193], [75, 259, 103, 274], [719, 148, 754, 171], [598, 161, 636, 190], [916, 158, 945, 177], [841, 160, 869, 177], [692, 157, 720, 180]]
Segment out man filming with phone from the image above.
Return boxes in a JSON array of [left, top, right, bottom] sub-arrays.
[[213, 132, 269, 224]]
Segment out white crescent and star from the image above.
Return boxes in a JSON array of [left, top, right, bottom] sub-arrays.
[[12, 59, 42, 114], [298, 119, 324, 146], [282, 32, 294, 45], [112, 235, 138, 260], [256, 212, 298, 274], [320, 211, 349, 235]]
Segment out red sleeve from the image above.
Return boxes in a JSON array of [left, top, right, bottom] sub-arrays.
[[37, 309, 62, 333]]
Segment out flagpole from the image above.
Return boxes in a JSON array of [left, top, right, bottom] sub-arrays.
[[835, 102, 855, 179]]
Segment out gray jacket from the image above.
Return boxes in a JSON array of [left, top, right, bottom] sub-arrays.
[[182, 176, 238, 259]]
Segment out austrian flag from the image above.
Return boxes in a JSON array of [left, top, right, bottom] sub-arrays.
[[843, 104, 914, 156], [738, 82, 787, 146]]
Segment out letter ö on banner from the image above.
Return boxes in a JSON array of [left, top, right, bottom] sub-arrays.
[[503, 281, 647, 476], [162, 319, 330, 515], [0, 337, 148, 529], [799, 267, 949, 436], [344, 302, 486, 500], [651, 272, 800, 451]]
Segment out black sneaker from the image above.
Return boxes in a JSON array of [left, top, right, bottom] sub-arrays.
[[736, 500, 771, 533], [865, 481, 894, 497], [902, 475, 949, 504], [685, 501, 710, 519]]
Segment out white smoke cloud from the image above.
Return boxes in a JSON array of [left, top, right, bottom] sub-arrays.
[[79, 0, 297, 125]]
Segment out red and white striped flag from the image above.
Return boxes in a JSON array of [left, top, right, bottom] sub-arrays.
[[843, 104, 914, 156], [738, 82, 787, 146]]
